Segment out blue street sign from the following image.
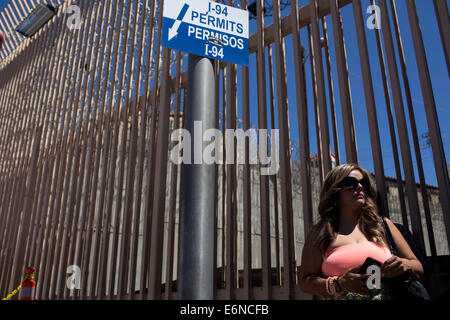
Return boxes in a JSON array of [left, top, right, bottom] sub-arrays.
[[162, 0, 249, 66]]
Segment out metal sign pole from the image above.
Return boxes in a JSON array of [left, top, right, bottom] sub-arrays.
[[178, 54, 216, 300]]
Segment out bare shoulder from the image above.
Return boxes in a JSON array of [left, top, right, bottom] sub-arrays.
[[302, 223, 327, 260], [384, 217, 395, 229], [303, 225, 319, 250], [383, 217, 403, 241], [300, 225, 324, 274]]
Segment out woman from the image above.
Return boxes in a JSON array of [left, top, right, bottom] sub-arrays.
[[298, 164, 424, 300]]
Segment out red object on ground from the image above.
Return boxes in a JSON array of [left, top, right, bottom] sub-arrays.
[[0, 31, 4, 51], [19, 267, 36, 300]]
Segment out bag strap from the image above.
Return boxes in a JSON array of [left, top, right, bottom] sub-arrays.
[[382, 216, 398, 256]]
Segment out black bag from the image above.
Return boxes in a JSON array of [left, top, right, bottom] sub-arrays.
[[381, 217, 431, 300], [393, 222, 432, 274]]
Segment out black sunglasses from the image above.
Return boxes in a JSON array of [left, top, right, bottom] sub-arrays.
[[339, 176, 371, 195]]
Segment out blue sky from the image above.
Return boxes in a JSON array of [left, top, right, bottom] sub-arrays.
[[0, 0, 449, 188]]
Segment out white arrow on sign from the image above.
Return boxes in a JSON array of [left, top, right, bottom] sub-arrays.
[[168, 20, 182, 41], [168, 3, 190, 42]]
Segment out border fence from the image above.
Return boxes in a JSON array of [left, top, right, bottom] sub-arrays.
[[0, 0, 449, 299]]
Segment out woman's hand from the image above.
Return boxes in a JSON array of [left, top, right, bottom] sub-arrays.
[[338, 265, 374, 295], [381, 255, 411, 278]]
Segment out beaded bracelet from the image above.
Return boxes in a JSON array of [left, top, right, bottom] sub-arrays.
[[330, 276, 338, 295]]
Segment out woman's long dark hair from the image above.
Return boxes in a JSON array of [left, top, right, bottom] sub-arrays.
[[311, 164, 388, 257]]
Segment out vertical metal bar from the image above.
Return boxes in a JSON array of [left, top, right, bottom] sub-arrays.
[[94, 0, 129, 300], [0, 62, 14, 144], [321, 18, 340, 166], [379, 0, 426, 252], [63, 0, 103, 299], [164, 52, 183, 300], [119, 0, 149, 295], [267, 45, 281, 286], [272, 0, 296, 299], [0, 41, 25, 185], [213, 63, 220, 300], [18, 1, 48, 278], [0, 65, 24, 279], [52, 0, 97, 299], [116, 0, 143, 300], [225, 62, 237, 299], [390, 0, 437, 257], [9, 1, 24, 58], [371, 0, 408, 226], [88, 0, 123, 300], [0, 54, 28, 294], [60, 0, 99, 300], [0, 34, 27, 257], [255, 0, 272, 300], [128, 1, 160, 298], [225, 0, 237, 298], [19, 32, 51, 298], [148, 46, 173, 300], [2, 177, 24, 293], [76, 0, 111, 299], [177, 90, 187, 298], [140, 0, 166, 299], [36, 4, 77, 298], [309, 0, 332, 175], [75, 0, 112, 300], [404, 0, 450, 250], [61, 0, 105, 300], [290, 0, 314, 239], [220, 67, 226, 292], [9, 127, 42, 293], [18, 0, 55, 276], [307, 25, 323, 185], [128, 0, 156, 300], [0, 178, 15, 294], [432, 0, 450, 76], [241, 0, 252, 296], [3, 4, 22, 51], [5, 2, 64, 294], [32, 161, 53, 300], [20, 153, 43, 272], [1, 12, 19, 48], [351, 0, 389, 217], [0, 19, 14, 56], [32, 167, 52, 300], [5, 5, 23, 46], [0, 54, 24, 175], [10, 1, 24, 27], [96, 0, 133, 300], [328, 1, 358, 164], [41, 2, 84, 299]]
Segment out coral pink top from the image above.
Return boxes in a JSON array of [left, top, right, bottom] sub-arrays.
[[321, 241, 392, 277]]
